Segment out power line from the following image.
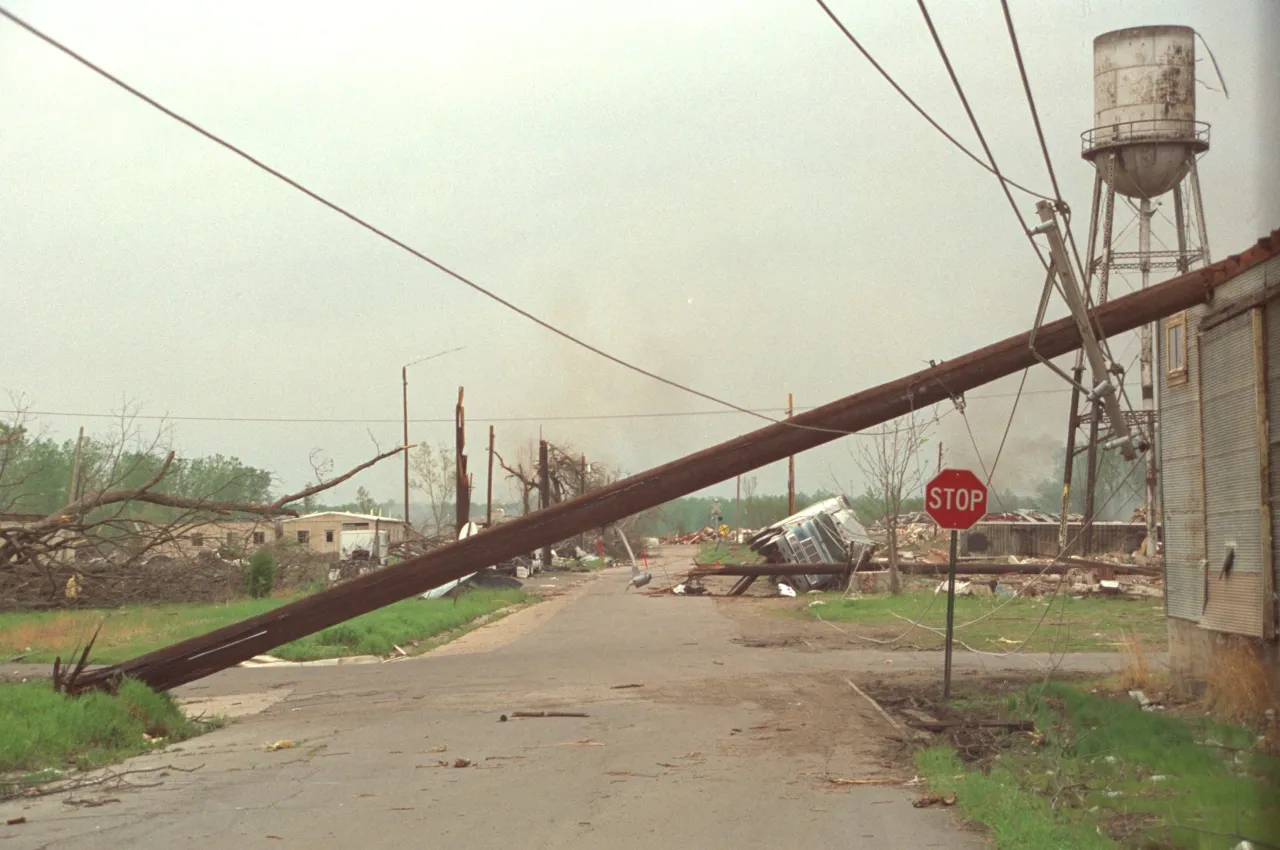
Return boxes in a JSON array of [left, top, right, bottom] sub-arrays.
[[5, 407, 960, 437], [810, 0, 1052, 201], [998, 0, 1089, 284], [914, 0, 1056, 497], [0, 6, 826, 437], [2, 389, 1071, 429]]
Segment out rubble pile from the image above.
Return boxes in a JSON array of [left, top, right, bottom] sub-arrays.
[[2, 552, 250, 609]]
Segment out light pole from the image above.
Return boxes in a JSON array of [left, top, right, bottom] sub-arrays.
[[402, 346, 464, 527]]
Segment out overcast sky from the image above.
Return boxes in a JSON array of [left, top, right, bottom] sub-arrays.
[[2, 0, 1276, 510]]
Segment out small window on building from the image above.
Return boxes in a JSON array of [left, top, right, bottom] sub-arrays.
[[297, 530, 310, 545], [325, 529, 334, 543], [252, 531, 266, 545], [190, 534, 204, 548], [1167, 312, 1187, 380]]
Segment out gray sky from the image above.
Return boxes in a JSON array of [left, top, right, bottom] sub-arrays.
[[2, 0, 1275, 509]]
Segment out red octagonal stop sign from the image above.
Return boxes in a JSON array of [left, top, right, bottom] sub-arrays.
[[925, 468, 989, 531]]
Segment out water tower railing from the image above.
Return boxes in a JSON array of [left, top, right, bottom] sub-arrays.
[[1081, 119, 1210, 155]]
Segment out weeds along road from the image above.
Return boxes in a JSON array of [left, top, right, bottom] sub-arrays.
[[0, 547, 1138, 849]]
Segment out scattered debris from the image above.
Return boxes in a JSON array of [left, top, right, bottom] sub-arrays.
[[416, 761, 449, 768], [844, 678, 904, 733], [822, 776, 907, 787], [905, 720, 1036, 733], [912, 793, 958, 808], [452, 758, 471, 768], [808, 600, 826, 607], [6, 817, 27, 826], [778, 584, 796, 598], [935, 580, 973, 597], [263, 740, 295, 752], [610, 683, 644, 689], [62, 797, 121, 808], [509, 711, 590, 719], [429, 745, 448, 753]]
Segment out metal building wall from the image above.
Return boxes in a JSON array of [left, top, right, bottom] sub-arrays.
[[1159, 301, 1207, 621], [1192, 266, 1264, 637], [1199, 308, 1263, 636], [1263, 258, 1280, 638]]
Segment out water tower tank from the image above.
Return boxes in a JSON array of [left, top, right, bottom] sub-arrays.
[[1082, 25, 1208, 199]]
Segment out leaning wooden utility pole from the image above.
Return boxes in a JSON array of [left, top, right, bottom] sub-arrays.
[[455, 387, 470, 532], [538, 439, 552, 569], [69, 241, 1268, 694], [402, 367, 411, 525], [578, 454, 587, 552], [486, 425, 496, 528], [787, 393, 796, 514]]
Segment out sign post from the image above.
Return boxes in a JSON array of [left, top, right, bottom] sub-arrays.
[[923, 468, 988, 699]]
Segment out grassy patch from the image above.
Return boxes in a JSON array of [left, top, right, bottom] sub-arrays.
[[915, 746, 1111, 848], [0, 588, 526, 664], [915, 682, 1280, 849], [696, 541, 761, 564], [272, 588, 525, 660], [0, 596, 299, 664], [0, 678, 203, 793], [799, 587, 1166, 653]]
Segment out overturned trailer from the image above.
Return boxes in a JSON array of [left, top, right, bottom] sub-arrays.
[[746, 496, 876, 591]]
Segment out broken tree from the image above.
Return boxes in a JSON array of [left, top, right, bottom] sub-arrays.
[[68, 239, 1265, 693]]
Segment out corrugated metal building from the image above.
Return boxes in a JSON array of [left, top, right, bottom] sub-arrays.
[[961, 521, 1144, 558], [1158, 231, 1280, 690]]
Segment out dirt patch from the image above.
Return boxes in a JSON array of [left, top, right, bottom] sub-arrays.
[[1100, 811, 1164, 843], [715, 596, 936, 652], [644, 670, 910, 774]]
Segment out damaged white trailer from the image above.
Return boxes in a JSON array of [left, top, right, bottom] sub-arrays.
[[745, 495, 876, 591]]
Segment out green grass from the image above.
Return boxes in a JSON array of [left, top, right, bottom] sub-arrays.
[[0, 588, 527, 664], [916, 746, 1112, 848], [798, 587, 1167, 653], [272, 588, 525, 660], [0, 678, 204, 794], [696, 541, 761, 564], [915, 683, 1280, 849]]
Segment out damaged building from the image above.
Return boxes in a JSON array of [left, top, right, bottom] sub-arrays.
[[1157, 231, 1280, 693]]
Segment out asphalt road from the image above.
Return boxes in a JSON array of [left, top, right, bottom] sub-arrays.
[[2, 551, 1136, 849]]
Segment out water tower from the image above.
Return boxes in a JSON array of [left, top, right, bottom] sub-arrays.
[[1062, 25, 1211, 556]]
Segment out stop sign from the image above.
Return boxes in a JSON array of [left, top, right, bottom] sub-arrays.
[[924, 468, 988, 531]]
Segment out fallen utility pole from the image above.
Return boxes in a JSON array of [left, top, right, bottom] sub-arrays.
[[69, 251, 1242, 693], [694, 560, 1157, 577], [690, 563, 856, 577]]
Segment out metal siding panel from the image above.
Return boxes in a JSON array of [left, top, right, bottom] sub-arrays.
[[1264, 260, 1280, 628], [1160, 302, 1206, 620], [1200, 309, 1262, 636]]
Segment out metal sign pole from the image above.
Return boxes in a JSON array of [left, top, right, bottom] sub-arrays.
[[943, 529, 958, 699]]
